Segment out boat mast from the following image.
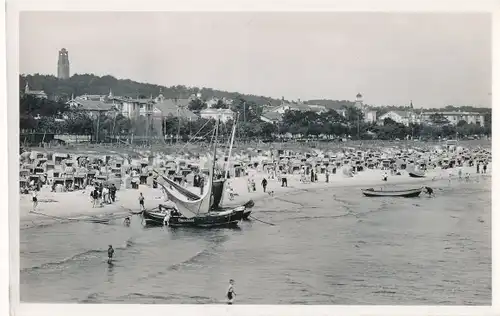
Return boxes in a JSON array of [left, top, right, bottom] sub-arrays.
[[224, 113, 239, 179], [211, 119, 220, 176], [219, 114, 239, 207]]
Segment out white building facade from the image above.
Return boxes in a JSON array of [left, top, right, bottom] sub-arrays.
[[420, 111, 485, 127], [200, 108, 235, 123]]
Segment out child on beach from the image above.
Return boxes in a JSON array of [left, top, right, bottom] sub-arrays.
[[107, 245, 114, 264], [31, 190, 38, 212], [226, 279, 236, 305], [139, 193, 145, 211]]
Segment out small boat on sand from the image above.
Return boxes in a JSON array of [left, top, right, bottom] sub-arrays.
[[409, 171, 426, 178], [361, 187, 423, 198]]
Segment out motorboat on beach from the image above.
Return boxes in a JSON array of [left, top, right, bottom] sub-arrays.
[[361, 187, 423, 198]]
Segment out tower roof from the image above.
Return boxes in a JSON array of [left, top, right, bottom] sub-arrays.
[[356, 93, 362, 98]]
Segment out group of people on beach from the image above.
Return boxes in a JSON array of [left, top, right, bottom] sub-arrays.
[[90, 182, 117, 208]]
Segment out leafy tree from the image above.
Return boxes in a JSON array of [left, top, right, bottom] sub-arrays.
[[383, 117, 397, 126], [211, 99, 228, 109], [428, 113, 450, 125], [188, 99, 207, 112], [343, 106, 364, 124]]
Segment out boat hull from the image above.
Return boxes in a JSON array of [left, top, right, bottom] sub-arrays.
[[167, 208, 245, 228], [409, 172, 425, 178], [361, 188, 423, 198], [242, 209, 252, 220], [142, 209, 173, 226]]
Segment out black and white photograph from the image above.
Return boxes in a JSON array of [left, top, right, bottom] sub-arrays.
[[5, 1, 498, 315]]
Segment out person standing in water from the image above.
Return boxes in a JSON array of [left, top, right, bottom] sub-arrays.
[[31, 190, 38, 212], [107, 245, 114, 264], [138, 192, 145, 211], [226, 279, 236, 304]]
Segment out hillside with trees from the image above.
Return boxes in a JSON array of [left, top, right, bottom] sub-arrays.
[[19, 73, 491, 144], [19, 74, 286, 106]]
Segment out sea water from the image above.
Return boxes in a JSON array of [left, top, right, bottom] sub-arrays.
[[20, 177, 491, 305]]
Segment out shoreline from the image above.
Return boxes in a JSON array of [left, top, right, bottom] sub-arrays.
[[20, 165, 489, 229]]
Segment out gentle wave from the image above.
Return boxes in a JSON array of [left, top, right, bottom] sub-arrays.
[[21, 238, 135, 273]]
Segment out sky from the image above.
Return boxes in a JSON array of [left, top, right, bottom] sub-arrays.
[[19, 12, 491, 108]]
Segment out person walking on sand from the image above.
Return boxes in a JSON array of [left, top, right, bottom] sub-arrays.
[[110, 184, 117, 202], [138, 192, 145, 211], [102, 185, 109, 204], [483, 163, 487, 174], [91, 188, 98, 208], [31, 190, 38, 212], [107, 245, 114, 264], [261, 177, 268, 193], [325, 170, 330, 183], [281, 172, 288, 187], [226, 279, 236, 305]]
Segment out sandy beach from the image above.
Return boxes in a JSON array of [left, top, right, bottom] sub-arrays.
[[20, 163, 488, 229]]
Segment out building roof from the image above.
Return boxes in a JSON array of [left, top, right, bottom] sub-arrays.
[[154, 98, 198, 120], [380, 110, 410, 119], [26, 90, 47, 96], [68, 99, 115, 112], [200, 108, 234, 115], [76, 95, 104, 101], [261, 111, 283, 121], [422, 111, 483, 116], [270, 102, 325, 113]]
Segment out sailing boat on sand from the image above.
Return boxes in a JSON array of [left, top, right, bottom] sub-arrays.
[[150, 117, 254, 228]]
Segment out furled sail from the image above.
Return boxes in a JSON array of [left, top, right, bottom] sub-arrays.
[[159, 168, 214, 218], [210, 179, 225, 210]]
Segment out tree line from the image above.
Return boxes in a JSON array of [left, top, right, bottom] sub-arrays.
[[20, 92, 491, 144], [19, 73, 492, 143]]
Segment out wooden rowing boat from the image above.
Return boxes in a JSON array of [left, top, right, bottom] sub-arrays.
[[361, 187, 423, 198]]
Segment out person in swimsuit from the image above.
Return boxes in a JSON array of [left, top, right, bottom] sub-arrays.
[[31, 190, 38, 212], [226, 279, 236, 304], [138, 193, 145, 211], [107, 245, 114, 264]]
